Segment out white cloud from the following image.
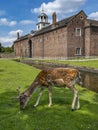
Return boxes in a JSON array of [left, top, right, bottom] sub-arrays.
[[88, 12, 98, 20], [0, 30, 23, 47], [8, 30, 23, 37], [0, 18, 17, 26], [0, 10, 6, 16], [32, 0, 87, 19], [0, 36, 16, 47], [20, 20, 35, 25]]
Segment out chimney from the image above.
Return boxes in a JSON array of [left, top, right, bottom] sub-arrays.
[[52, 12, 57, 27], [17, 32, 20, 39]]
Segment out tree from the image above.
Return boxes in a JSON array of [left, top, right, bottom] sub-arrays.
[[0, 43, 14, 53], [0, 43, 3, 52]]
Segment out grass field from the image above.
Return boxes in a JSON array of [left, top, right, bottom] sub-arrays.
[[38, 59, 98, 68], [0, 60, 98, 130]]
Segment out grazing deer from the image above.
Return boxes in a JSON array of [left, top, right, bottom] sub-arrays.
[[17, 68, 81, 111]]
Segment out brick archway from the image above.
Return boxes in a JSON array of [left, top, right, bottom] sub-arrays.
[[28, 40, 32, 58]]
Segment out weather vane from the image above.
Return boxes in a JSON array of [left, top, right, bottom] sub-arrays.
[[41, 4, 44, 13]]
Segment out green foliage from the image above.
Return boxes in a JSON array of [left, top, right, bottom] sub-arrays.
[[2, 46, 14, 53], [0, 42, 3, 52], [0, 60, 98, 130], [0, 43, 14, 53]]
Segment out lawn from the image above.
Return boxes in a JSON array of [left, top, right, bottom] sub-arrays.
[[38, 59, 98, 68], [0, 59, 98, 130]]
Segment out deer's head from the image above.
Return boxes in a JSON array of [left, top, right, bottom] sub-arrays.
[[17, 87, 29, 110]]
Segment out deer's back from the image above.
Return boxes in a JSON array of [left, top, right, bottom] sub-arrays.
[[35, 68, 79, 86]]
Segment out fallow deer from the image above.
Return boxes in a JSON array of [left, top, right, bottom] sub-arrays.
[[17, 68, 81, 111]]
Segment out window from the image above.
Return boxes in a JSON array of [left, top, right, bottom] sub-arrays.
[[33, 38, 36, 43], [75, 48, 81, 55], [43, 23, 45, 27], [40, 37, 43, 43], [14, 50, 16, 55], [46, 36, 48, 41], [76, 28, 81, 36], [38, 25, 40, 28], [80, 15, 83, 20]]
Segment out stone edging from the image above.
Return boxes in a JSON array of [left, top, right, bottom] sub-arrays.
[[20, 59, 98, 74]]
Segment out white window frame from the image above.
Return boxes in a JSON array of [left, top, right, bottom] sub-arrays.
[[46, 36, 48, 41], [76, 28, 81, 36], [40, 37, 43, 43], [75, 47, 81, 55]]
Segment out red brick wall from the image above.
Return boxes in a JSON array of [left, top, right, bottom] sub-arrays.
[[14, 11, 98, 58], [43, 27, 67, 57], [30, 27, 67, 58], [67, 11, 86, 57], [85, 21, 98, 57], [85, 27, 91, 56], [0, 53, 15, 58], [31, 36, 44, 58], [90, 26, 98, 56], [14, 39, 28, 57]]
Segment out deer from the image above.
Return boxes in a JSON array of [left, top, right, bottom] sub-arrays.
[[17, 67, 82, 111]]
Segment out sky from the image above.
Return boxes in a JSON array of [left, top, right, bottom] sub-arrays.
[[0, 0, 98, 47]]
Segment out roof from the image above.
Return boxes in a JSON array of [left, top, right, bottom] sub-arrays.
[[38, 12, 48, 18], [33, 10, 86, 36], [36, 22, 50, 25], [14, 34, 30, 43], [14, 10, 87, 42], [34, 15, 75, 36], [87, 19, 98, 26]]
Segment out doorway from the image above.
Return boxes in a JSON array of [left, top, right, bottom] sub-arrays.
[[28, 40, 32, 58]]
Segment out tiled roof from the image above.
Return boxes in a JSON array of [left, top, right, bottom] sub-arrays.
[[87, 19, 98, 26], [34, 15, 74, 36], [14, 34, 30, 42], [33, 10, 87, 36], [14, 10, 87, 42], [38, 12, 48, 18]]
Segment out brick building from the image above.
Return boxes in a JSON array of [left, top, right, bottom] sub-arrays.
[[14, 10, 98, 58]]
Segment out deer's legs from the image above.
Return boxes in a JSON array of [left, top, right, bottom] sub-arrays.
[[70, 86, 80, 110], [76, 95, 80, 109], [48, 86, 52, 107], [34, 88, 44, 107]]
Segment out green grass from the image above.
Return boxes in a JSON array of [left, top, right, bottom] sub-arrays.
[[38, 59, 98, 68], [0, 60, 98, 130]]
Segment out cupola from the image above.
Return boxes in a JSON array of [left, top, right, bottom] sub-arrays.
[[36, 9, 50, 30]]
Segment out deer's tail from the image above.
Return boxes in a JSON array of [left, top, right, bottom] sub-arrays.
[[77, 71, 82, 86]]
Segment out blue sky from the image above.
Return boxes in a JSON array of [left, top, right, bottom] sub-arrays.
[[0, 0, 98, 47]]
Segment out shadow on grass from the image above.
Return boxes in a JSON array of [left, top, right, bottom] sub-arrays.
[[0, 88, 98, 130], [0, 69, 5, 72]]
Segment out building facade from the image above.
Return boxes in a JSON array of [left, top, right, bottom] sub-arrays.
[[14, 10, 98, 58]]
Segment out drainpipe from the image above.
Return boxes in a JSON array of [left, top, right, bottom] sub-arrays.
[[43, 35, 44, 59]]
